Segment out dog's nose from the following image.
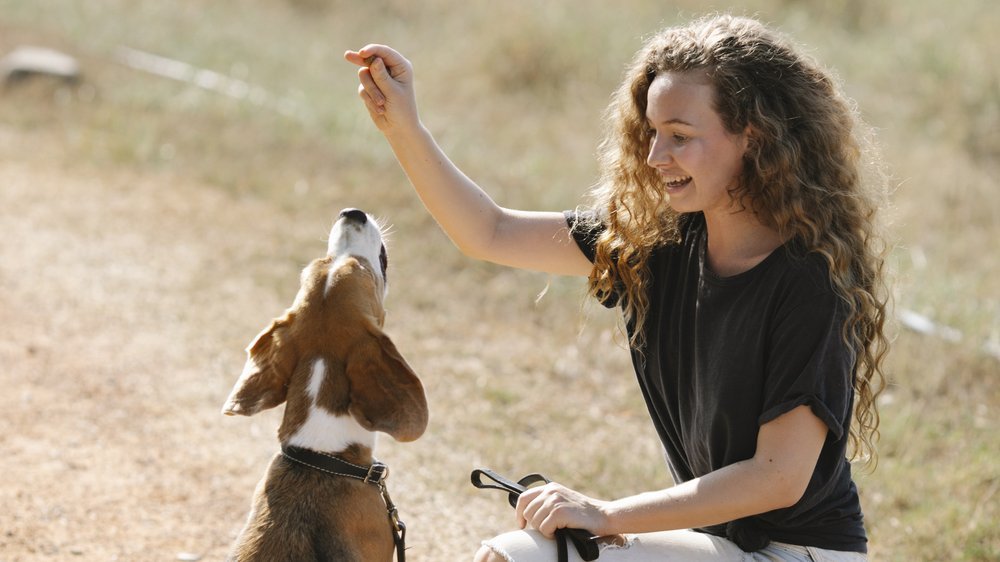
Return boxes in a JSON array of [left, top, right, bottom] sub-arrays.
[[339, 208, 368, 224]]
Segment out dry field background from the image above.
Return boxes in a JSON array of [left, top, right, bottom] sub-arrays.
[[0, 0, 996, 560]]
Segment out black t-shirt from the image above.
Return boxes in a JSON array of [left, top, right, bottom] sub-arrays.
[[566, 210, 867, 553]]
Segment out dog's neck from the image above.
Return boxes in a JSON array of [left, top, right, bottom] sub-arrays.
[[280, 358, 377, 464]]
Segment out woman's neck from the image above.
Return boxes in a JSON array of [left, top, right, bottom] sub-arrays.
[[702, 209, 785, 278]]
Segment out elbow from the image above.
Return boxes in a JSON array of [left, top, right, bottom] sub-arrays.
[[768, 475, 811, 510], [772, 484, 808, 510], [449, 212, 504, 262], [753, 459, 812, 511], [453, 238, 491, 261]]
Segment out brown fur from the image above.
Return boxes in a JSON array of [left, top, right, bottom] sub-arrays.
[[223, 252, 427, 562], [230, 448, 395, 562]]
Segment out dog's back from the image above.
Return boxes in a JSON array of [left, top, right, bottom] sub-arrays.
[[230, 454, 394, 561]]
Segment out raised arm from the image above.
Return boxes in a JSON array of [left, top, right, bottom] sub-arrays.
[[345, 45, 592, 277]]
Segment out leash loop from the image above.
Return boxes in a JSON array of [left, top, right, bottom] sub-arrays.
[[470, 468, 550, 508], [471, 468, 601, 562]]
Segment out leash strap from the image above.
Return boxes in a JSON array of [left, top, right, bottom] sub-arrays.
[[282, 445, 407, 561], [378, 480, 407, 562], [471, 469, 600, 562]]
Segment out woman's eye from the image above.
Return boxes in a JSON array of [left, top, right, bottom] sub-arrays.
[[673, 134, 689, 144]]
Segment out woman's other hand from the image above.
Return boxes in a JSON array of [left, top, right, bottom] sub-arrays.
[[515, 482, 613, 539]]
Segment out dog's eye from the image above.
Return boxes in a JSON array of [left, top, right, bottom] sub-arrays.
[[379, 245, 388, 281]]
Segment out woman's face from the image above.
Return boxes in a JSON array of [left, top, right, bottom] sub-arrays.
[[645, 71, 748, 217]]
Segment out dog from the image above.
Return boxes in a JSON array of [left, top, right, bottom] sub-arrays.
[[222, 208, 428, 561]]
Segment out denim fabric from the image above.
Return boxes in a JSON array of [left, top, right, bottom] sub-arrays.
[[482, 529, 867, 562]]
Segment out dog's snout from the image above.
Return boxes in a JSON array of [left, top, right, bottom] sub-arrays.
[[339, 208, 368, 224]]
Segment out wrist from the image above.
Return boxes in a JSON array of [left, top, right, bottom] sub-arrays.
[[593, 500, 620, 537], [382, 117, 428, 145]]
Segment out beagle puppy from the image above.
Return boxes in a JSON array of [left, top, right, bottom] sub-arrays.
[[223, 208, 428, 562]]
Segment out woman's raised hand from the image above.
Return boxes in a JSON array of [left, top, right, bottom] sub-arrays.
[[344, 44, 420, 134]]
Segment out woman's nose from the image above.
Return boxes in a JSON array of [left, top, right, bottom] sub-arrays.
[[646, 136, 672, 168]]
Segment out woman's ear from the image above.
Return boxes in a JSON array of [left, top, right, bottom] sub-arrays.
[[740, 124, 754, 153], [222, 314, 298, 416], [344, 329, 428, 442]]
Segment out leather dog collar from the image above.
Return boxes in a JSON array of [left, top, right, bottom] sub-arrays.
[[282, 445, 406, 561], [281, 445, 389, 483]]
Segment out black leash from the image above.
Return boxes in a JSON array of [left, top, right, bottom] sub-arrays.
[[282, 445, 407, 562], [471, 468, 600, 562]]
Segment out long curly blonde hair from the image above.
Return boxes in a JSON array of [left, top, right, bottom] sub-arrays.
[[586, 14, 891, 467]]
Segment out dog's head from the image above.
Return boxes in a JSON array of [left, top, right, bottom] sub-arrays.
[[222, 208, 428, 443]]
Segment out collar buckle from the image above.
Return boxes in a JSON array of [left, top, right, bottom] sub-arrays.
[[365, 461, 389, 484]]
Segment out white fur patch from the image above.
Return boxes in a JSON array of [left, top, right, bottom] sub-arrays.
[[306, 356, 326, 400], [325, 212, 385, 297], [286, 358, 376, 452]]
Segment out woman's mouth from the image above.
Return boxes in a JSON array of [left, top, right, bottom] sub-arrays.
[[662, 174, 692, 190]]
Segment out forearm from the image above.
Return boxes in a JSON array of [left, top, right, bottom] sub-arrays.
[[347, 45, 591, 276], [597, 452, 812, 537], [594, 406, 826, 536], [382, 123, 504, 258]]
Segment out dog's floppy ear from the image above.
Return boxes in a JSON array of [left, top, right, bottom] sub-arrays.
[[222, 314, 297, 416], [346, 330, 428, 442]]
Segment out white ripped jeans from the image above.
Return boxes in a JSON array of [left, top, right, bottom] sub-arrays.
[[482, 529, 867, 562]]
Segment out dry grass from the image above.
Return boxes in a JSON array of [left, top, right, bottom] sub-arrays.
[[0, 1, 997, 560]]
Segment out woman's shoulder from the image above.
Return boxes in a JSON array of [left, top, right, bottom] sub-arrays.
[[778, 242, 833, 282], [767, 243, 843, 312]]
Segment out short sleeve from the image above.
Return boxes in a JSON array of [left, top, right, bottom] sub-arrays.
[[563, 209, 602, 263], [563, 210, 624, 309], [758, 291, 855, 440]]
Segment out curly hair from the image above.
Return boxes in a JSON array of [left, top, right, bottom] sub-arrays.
[[585, 14, 891, 468]]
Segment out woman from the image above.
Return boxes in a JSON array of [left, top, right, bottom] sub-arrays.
[[346, 13, 889, 561]]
